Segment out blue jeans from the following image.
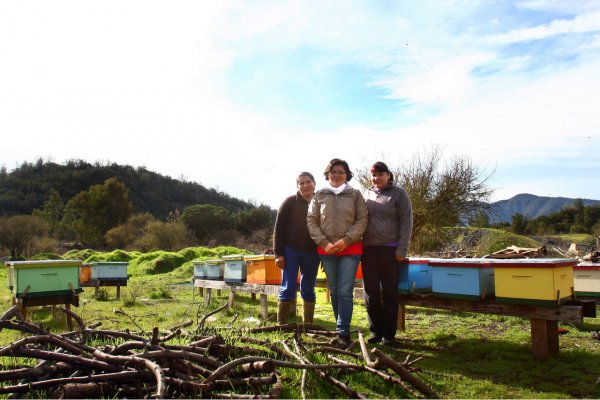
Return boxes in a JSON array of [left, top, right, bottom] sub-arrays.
[[279, 246, 320, 301], [320, 254, 361, 336]]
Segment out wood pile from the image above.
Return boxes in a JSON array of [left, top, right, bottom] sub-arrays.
[[0, 304, 437, 399], [488, 245, 547, 259]]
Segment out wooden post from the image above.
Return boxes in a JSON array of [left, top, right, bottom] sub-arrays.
[[260, 294, 269, 321], [198, 287, 204, 297], [530, 318, 559, 360], [228, 291, 235, 308], [217, 289, 222, 297], [251, 293, 257, 300], [116, 284, 121, 300], [325, 288, 330, 303], [205, 288, 212, 305], [65, 303, 73, 331], [94, 285, 99, 300], [397, 305, 406, 331]]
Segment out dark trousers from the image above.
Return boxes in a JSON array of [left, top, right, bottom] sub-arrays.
[[362, 246, 400, 338]]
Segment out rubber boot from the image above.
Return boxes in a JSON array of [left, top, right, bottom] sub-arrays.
[[303, 301, 315, 325], [277, 300, 292, 325]]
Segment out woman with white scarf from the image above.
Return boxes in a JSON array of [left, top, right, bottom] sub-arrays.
[[307, 158, 368, 346]]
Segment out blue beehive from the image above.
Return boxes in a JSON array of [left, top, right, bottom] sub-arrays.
[[430, 258, 494, 300], [223, 254, 247, 283], [205, 259, 224, 280], [193, 260, 207, 280], [398, 257, 432, 294]]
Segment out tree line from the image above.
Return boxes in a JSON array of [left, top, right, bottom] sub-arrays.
[[1, 149, 497, 259]]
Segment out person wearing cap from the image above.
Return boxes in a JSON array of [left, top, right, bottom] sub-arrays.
[[362, 161, 413, 345], [307, 158, 368, 347], [273, 172, 320, 325]]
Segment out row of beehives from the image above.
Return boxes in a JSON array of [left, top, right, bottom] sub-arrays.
[[193, 254, 363, 285], [4, 260, 128, 298], [400, 257, 600, 306]]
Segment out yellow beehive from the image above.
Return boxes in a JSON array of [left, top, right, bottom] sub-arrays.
[[245, 255, 280, 284], [491, 258, 576, 306]]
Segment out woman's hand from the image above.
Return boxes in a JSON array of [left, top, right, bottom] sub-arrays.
[[275, 256, 285, 269], [396, 255, 408, 263], [324, 243, 337, 254], [332, 239, 347, 253]]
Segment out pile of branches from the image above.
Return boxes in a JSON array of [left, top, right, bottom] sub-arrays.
[[488, 245, 547, 259], [0, 304, 437, 399]]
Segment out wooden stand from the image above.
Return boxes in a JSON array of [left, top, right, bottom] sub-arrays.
[[82, 279, 128, 300], [14, 294, 80, 330], [396, 295, 595, 360]]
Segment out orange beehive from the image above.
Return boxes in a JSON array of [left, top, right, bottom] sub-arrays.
[[80, 263, 92, 284], [245, 255, 281, 284]]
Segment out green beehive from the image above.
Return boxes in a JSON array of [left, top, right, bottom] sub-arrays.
[[6, 260, 82, 298]]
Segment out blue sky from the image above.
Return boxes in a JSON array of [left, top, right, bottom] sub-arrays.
[[1, 0, 599, 209]]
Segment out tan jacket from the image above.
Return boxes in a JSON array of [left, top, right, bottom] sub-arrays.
[[307, 185, 368, 249]]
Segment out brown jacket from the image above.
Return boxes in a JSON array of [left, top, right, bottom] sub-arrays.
[[306, 185, 368, 249]]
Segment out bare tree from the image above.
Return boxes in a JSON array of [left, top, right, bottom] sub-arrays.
[[0, 215, 48, 258], [357, 146, 494, 254]]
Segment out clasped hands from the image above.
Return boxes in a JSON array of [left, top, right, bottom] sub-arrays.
[[324, 239, 347, 255]]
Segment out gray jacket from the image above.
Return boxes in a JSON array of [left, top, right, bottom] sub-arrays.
[[307, 185, 368, 249], [363, 184, 413, 258]]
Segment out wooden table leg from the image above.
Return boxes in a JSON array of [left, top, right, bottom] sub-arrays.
[[116, 285, 121, 300], [228, 291, 235, 308], [398, 305, 406, 331], [205, 288, 212, 305], [65, 303, 73, 331], [198, 287, 204, 297], [217, 289, 221, 297], [251, 293, 257, 300], [260, 294, 269, 321], [531, 319, 559, 360], [95, 286, 99, 300]]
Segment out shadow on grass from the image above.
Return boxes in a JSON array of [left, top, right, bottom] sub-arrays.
[[386, 334, 600, 398]]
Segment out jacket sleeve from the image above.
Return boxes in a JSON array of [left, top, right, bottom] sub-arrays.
[[273, 197, 291, 256], [306, 194, 329, 248], [395, 188, 413, 258], [342, 190, 368, 245]]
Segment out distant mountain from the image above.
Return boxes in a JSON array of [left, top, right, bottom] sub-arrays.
[[0, 159, 257, 219], [488, 193, 600, 223]]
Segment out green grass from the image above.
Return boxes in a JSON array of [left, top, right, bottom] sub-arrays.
[[549, 234, 596, 245], [2, 250, 600, 398]]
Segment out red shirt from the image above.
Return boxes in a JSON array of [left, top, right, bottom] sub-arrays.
[[317, 241, 363, 256]]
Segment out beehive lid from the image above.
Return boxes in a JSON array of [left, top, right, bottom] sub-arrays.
[[574, 262, 600, 270], [192, 259, 207, 265], [206, 259, 223, 265], [244, 254, 276, 261], [222, 254, 245, 261], [406, 257, 432, 264], [90, 261, 128, 266], [7, 260, 81, 269], [428, 258, 490, 267], [487, 258, 577, 268]]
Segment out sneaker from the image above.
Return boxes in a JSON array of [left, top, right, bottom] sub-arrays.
[[337, 334, 351, 348], [367, 333, 382, 344], [381, 337, 396, 346]]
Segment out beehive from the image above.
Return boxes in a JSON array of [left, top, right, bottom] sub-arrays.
[[80, 263, 92, 285], [6, 260, 82, 298], [492, 258, 575, 305], [430, 258, 494, 300], [223, 255, 247, 283], [90, 262, 128, 281], [245, 255, 280, 284], [398, 257, 432, 294], [193, 260, 207, 280], [574, 262, 600, 297], [205, 259, 224, 280]]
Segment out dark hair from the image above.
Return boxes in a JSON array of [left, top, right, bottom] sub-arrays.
[[296, 172, 315, 184], [324, 158, 353, 181], [370, 161, 394, 183]]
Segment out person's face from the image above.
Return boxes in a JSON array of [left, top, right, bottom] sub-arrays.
[[297, 176, 315, 197], [371, 170, 390, 189], [328, 165, 347, 188]]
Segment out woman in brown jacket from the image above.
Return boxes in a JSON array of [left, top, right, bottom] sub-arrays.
[[307, 158, 368, 346]]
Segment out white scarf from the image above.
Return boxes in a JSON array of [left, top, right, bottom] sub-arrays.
[[325, 182, 348, 195]]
